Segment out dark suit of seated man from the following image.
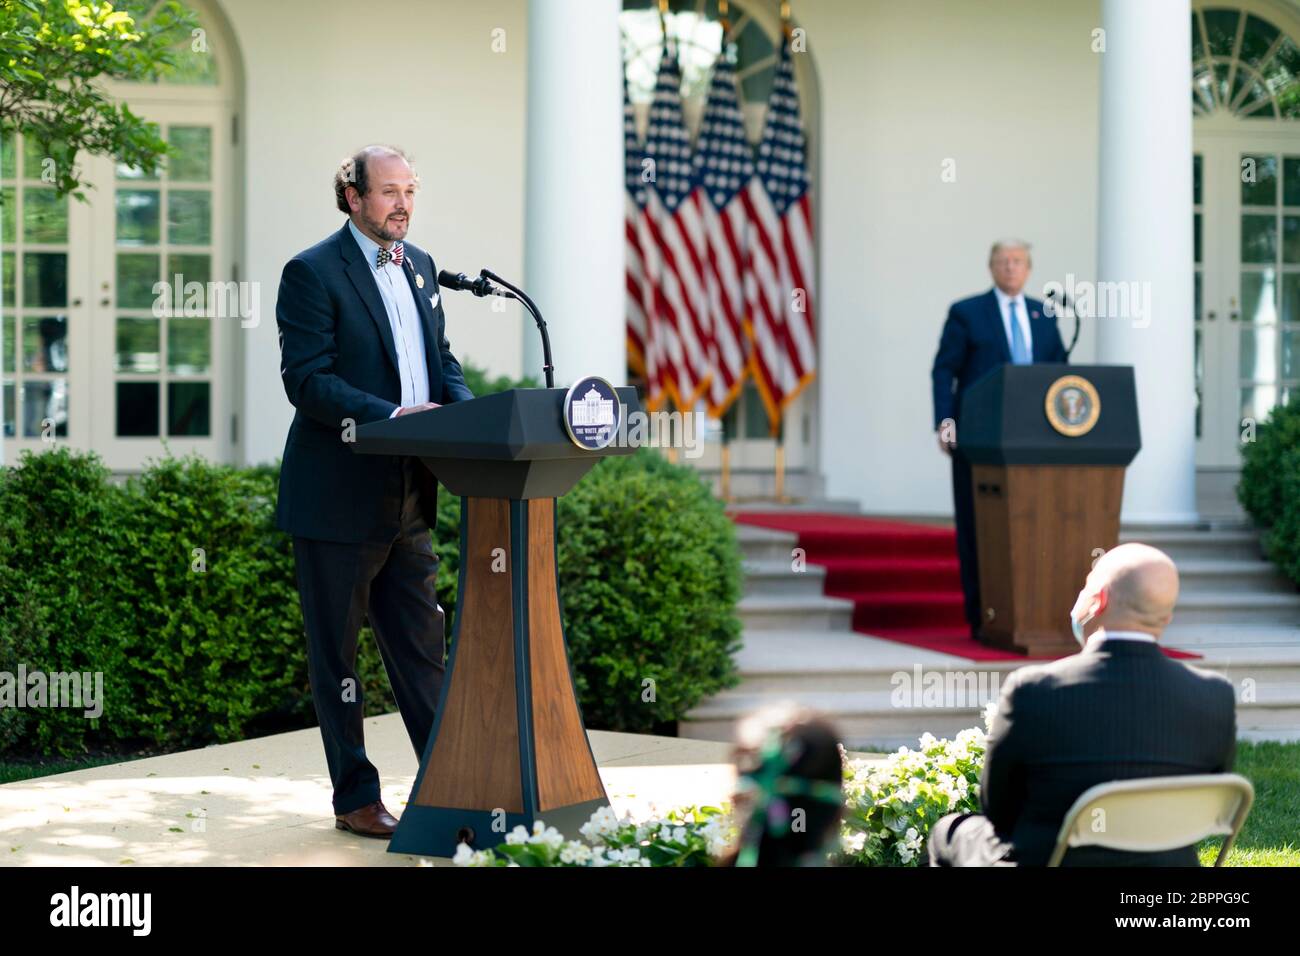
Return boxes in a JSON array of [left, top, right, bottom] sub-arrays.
[[931, 240, 1067, 640], [275, 145, 474, 839], [928, 543, 1237, 866]]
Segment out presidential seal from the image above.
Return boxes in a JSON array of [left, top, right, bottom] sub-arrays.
[[562, 375, 620, 450], [1044, 374, 1100, 437]]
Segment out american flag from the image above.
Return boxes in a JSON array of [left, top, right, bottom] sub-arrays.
[[624, 73, 649, 380], [638, 42, 713, 410], [692, 50, 753, 418], [745, 32, 817, 431]]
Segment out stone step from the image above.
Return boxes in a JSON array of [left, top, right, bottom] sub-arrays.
[[734, 524, 799, 563], [1161, 623, 1300, 647], [1176, 559, 1297, 595], [736, 594, 854, 631], [741, 559, 827, 598], [1168, 591, 1300, 627], [1119, 528, 1263, 562], [681, 684, 1300, 751]]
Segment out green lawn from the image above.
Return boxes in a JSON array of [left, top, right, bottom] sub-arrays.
[[1197, 741, 1299, 866], [0, 753, 144, 785]]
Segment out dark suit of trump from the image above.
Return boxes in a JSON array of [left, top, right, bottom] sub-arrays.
[[275, 219, 473, 815], [931, 288, 1067, 637], [928, 635, 1237, 866]]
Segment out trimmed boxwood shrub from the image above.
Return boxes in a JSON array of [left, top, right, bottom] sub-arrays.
[[1238, 396, 1300, 584], [0, 432, 742, 755]]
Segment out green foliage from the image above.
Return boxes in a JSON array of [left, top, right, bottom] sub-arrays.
[[0, 0, 199, 200], [1, 435, 743, 754], [459, 363, 540, 397], [555, 448, 743, 732], [1237, 396, 1300, 583]]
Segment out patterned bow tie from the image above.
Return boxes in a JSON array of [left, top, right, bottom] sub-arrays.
[[376, 242, 404, 269]]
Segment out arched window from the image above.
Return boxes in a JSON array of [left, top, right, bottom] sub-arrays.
[[1193, 6, 1300, 118]]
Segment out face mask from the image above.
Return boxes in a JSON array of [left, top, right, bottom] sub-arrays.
[[1070, 599, 1096, 647]]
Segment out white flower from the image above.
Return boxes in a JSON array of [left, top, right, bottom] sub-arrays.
[[918, 732, 938, 751], [452, 842, 476, 866], [982, 700, 999, 732], [559, 841, 592, 865], [504, 824, 530, 846]]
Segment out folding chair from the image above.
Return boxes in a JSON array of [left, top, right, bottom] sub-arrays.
[[1046, 774, 1254, 867]]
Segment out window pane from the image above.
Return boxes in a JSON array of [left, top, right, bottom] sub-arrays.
[[115, 317, 160, 372], [167, 381, 210, 436], [168, 253, 210, 288], [116, 158, 160, 181], [2, 251, 13, 308], [1241, 15, 1281, 67], [1194, 154, 1203, 205], [1, 380, 12, 437], [1285, 216, 1300, 263], [168, 126, 211, 181], [1241, 270, 1277, 324], [116, 188, 161, 245], [116, 381, 159, 437], [2, 315, 12, 373], [1281, 273, 1300, 323], [22, 379, 67, 438], [23, 187, 67, 243], [117, 253, 160, 309], [0, 126, 14, 179], [22, 315, 67, 372], [1285, 158, 1300, 206], [1283, 327, 1300, 379], [1242, 154, 1278, 205], [22, 252, 67, 306], [1240, 325, 1278, 381], [168, 190, 211, 244], [1241, 384, 1279, 425], [1, 186, 13, 242], [1195, 212, 1202, 264], [168, 317, 210, 374], [1242, 214, 1277, 263]]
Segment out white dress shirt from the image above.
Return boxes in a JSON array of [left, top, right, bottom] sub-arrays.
[[347, 219, 430, 419], [1084, 628, 1159, 653], [993, 285, 1033, 359]]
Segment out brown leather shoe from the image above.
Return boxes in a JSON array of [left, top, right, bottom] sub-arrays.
[[334, 800, 399, 838]]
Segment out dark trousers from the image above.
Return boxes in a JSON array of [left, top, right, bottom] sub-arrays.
[[927, 812, 1016, 867], [291, 457, 447, 815], [950, 448, 981, 636]]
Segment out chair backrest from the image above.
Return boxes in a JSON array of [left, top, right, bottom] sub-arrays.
[[1046, 774, 1254, 867]]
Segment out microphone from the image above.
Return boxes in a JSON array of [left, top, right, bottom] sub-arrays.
[[437, 270, 513, 298], [1045, 286, 1081, 360]]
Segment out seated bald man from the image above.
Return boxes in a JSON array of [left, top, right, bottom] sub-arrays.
[[928, 543, 1237, 866]]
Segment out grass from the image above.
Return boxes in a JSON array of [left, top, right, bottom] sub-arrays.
[[0, 752, 150, 785], [1197, 741, 1300, 867]]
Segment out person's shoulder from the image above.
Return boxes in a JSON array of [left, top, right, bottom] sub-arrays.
[[402, 238, 436, 270], [949, 289, 993, 313], [291, 223, 350, 268]]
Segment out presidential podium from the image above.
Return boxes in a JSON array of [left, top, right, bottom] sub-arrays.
[[958, 365, 1141, 657], [351, 386, 641, 857]]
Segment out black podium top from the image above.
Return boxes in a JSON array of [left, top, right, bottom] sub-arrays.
[[957, 364, 1141, 466], [351, 386, 642, 499]]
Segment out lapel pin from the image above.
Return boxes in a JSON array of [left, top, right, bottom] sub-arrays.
[[416, 273, 425, 288]]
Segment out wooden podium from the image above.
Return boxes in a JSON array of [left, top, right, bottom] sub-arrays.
[[351, 386, 641, 857], [958, 365, 1141, 657]]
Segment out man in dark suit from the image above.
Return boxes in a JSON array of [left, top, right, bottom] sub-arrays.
[[928, 543, 1238, 866], [931, 240, 1067, 641], [275, 144, 474, 838]]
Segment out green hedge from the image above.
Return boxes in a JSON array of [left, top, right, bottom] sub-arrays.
[[1238, 395, 1300, 584], [0, 438, 740, 756]]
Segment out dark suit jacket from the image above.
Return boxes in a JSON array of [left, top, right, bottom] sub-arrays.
[[981, 639, 1237, 866], [931, 288, 1067, 429], [274, 221, 474, 543]]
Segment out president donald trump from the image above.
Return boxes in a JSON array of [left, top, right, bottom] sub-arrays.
[[931, 240, 1067, 642]]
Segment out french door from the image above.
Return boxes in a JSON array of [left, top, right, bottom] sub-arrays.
[[1195, 132, 1300, 467], [2, 102, 231, 470]]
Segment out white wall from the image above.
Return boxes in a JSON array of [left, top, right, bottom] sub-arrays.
[[222, 0, 529, 466], [799, 0, 1103, 514]]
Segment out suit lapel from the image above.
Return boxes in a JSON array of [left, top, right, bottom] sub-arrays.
[[338, 223, 400, 376], [986, 289, 1011, 363]]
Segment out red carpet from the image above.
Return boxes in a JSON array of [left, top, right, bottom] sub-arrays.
[[732, 511, 1200, 661]]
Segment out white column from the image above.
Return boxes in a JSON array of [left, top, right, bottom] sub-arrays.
[[1097, 0, 1197, 523], [523, 0, 625, 388]]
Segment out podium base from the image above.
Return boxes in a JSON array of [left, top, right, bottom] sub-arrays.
[[388, 797, 610, 859]]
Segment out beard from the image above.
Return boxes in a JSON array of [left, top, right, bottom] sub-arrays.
[[361, 208, 409, 243]]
